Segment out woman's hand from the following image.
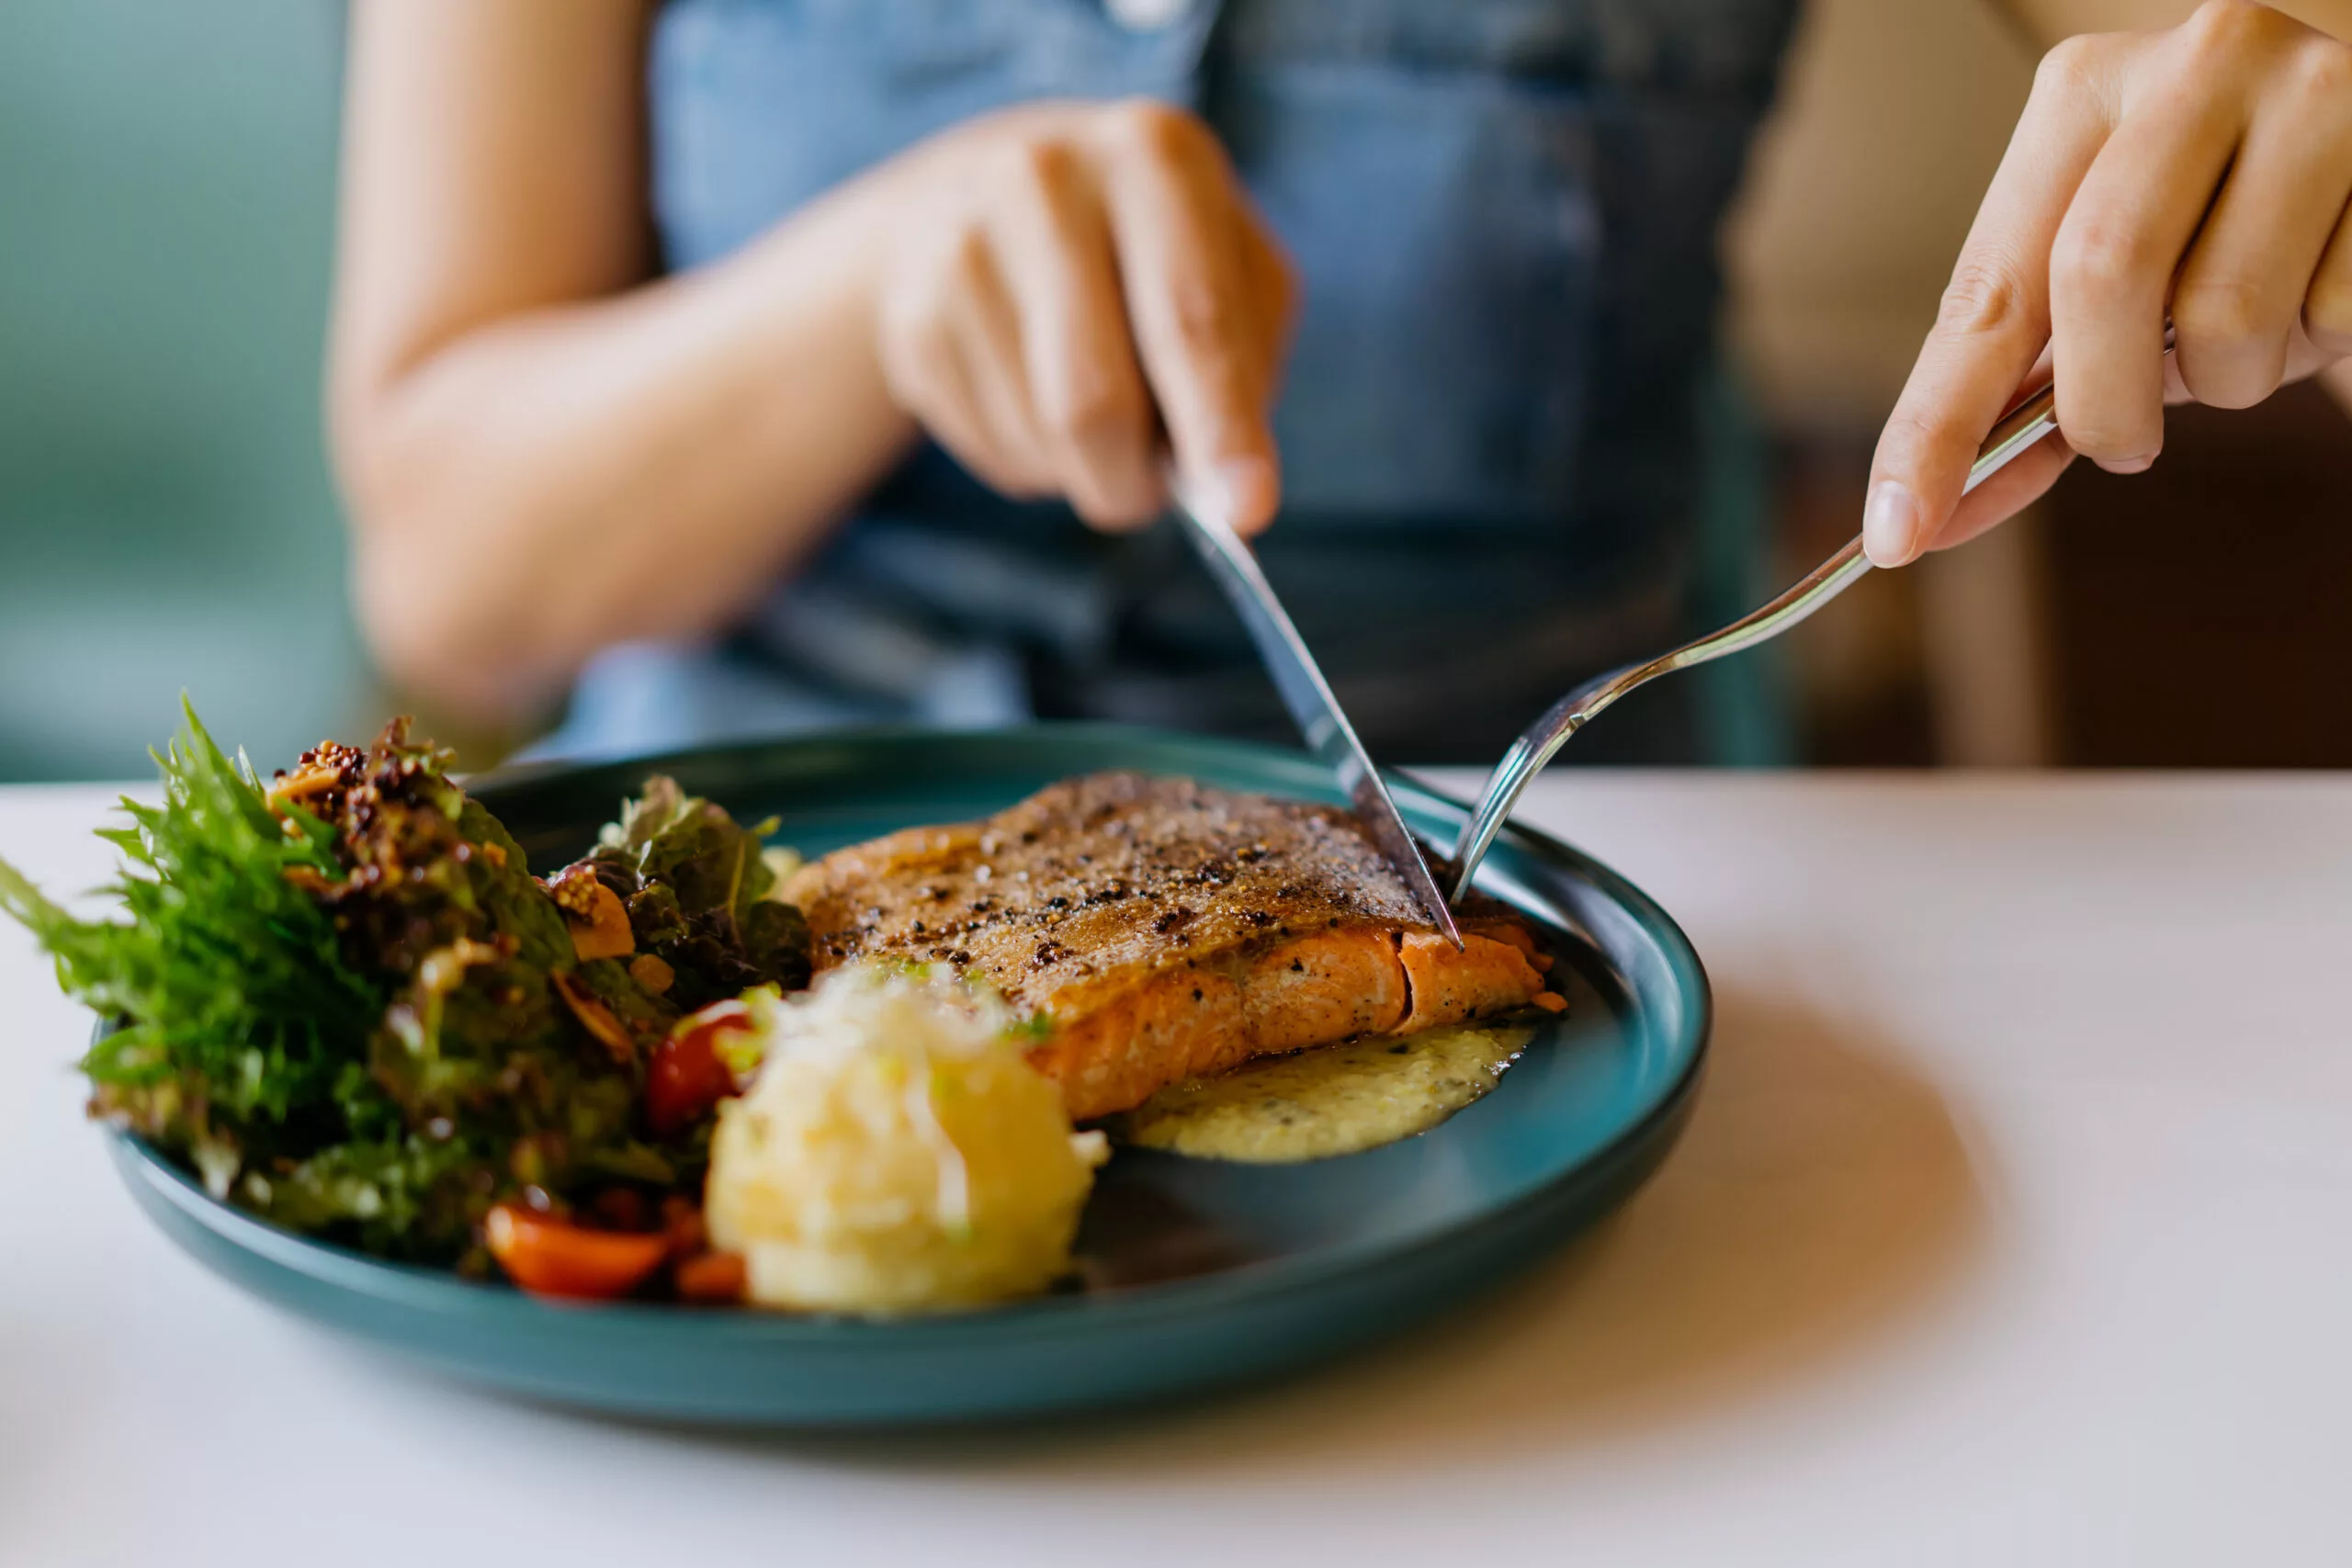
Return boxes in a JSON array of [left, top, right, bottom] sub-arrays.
[[873, 101, 1297, 535], [1865, 0, 2352, 567], [334, 0, 1295, 722]]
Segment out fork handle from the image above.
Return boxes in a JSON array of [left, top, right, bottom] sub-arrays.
[[1445, 376, 2065, 905]]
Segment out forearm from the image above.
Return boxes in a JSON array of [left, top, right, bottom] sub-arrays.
[[334, 176, 916, 723]]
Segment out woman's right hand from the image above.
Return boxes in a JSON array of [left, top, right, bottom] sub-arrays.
[[334, 4, 1298, 720], [871, 100, 1297, 535]]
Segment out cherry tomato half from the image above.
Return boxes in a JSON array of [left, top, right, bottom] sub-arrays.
[[484, 1203, 670, 1300], [645, 1002, 752, 1135]]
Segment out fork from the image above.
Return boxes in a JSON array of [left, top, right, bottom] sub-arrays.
[[1447, 368, 2090, 905]]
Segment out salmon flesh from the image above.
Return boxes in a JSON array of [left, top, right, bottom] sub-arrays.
[[781, 773, 1555, 1120]]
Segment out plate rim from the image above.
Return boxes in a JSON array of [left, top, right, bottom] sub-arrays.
[[99, 722, 1711, 1345]]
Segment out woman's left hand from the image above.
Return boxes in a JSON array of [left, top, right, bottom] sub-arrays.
[[1865, 0, 2352, 567]]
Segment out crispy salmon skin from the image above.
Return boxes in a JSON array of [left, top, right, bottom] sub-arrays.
[[782, 773, 1557, 1119]]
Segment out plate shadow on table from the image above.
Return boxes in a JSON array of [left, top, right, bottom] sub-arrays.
[[626, 985, 1988, 1478]]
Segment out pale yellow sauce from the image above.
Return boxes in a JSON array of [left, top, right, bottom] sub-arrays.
[[1114, 1022, 1537, 1164]]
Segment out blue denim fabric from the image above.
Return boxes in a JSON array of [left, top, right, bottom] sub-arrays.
[[537, 0, 1796, 765]]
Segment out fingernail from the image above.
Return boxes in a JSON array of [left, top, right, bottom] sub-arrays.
[[1862, 479, 1922, 567], [1200, 455, 1277, 534], [2098, 453, 2155, 475]]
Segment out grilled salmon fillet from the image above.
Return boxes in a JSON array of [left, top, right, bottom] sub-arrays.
[[781, 773, 1555, 1120]]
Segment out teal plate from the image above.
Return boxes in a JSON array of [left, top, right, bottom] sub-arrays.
[[107, 726, 1709, 1427]]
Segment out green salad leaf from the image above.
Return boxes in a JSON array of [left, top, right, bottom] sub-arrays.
[[0, 701, 382, 1184], [0, 702, 816, 1270], [587, 776, 813, 1007]]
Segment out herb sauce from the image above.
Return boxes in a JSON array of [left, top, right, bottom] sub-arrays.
[[1114, 1021, 1536, 1163]]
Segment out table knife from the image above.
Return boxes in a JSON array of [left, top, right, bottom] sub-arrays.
[[1167, 475, 1464, 949]]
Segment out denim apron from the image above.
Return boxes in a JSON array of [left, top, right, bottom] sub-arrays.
[[542, 0, 1797, 764]]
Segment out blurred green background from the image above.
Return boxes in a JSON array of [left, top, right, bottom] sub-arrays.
[[0, 0, 368, 782]]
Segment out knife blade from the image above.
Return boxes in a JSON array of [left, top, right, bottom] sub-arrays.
[[1168, 476, 1464, 949]]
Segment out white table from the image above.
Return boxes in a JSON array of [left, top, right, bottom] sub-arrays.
[[6, 773, 2352, 1566]]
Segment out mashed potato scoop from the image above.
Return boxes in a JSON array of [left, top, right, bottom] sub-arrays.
[[705, 966, 1106, 1314]]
